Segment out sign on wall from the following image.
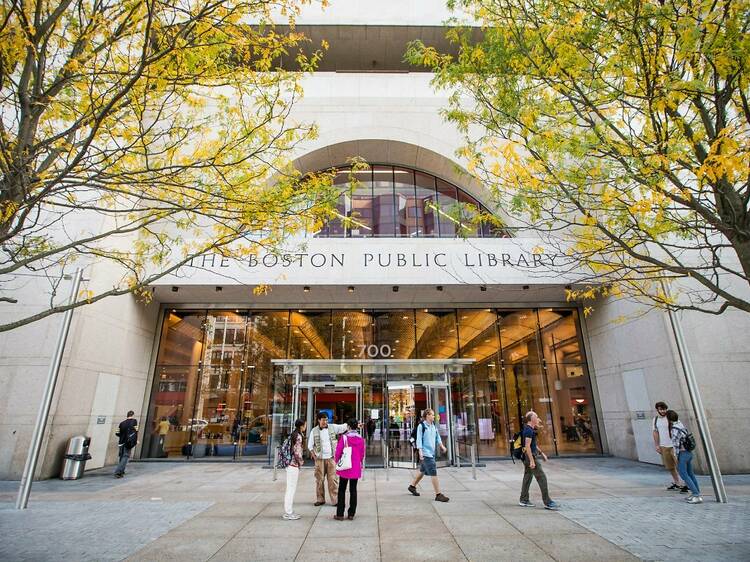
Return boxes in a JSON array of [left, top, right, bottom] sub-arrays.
[[155, 238, 579, 286]]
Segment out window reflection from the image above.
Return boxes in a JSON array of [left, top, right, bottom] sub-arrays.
[[415, 171, 438, 237], [312, 165, 510, 238], [372, 166, 395, 237]]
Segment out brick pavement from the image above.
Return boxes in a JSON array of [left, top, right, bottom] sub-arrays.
[[0, 500, 211, 561], [558, 497, 750, 562], [0, 458, 748, 561]]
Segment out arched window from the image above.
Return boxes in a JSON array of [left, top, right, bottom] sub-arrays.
[[315, 165, 510, 238]]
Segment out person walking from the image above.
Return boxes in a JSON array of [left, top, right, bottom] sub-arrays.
[[407, 408, 449, 502], [653, 401, 688, 492], [153, 416, 170, 458], [667, 410, 703, 504], [114, 410, 138, 478], [389, 417, 401, 450], [334, 418, 366, 520], [283, 418, 306, 520], [518, 411, 559, 510], [307, 411, 348, 506]]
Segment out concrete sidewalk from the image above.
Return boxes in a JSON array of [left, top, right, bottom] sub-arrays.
[[1, 458, 748, 561]]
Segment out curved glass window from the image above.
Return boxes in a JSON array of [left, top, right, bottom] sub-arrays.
[[313, 165, 510, 238]]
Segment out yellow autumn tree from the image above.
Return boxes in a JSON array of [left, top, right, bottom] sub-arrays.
[[408, 0, 750, 314], [0, 0, 341, 331]]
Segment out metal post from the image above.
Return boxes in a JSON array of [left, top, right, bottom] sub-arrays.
[[470, 444, 477, 480], [16, 268, 83, 510], [661, 281, 727, 503], [273, 445, 280, 481], [383, 438, 389, 481]]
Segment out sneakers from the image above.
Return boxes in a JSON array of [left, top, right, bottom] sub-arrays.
[[666, 483, 681, 491], [679, 486, 690, 493], [282, 512, 301, 520], [544, 500, 560, 510], [113, 473, 123, 479], [518, 500, 535, 507], [313, 501, 325, 506], [408, 485, 420, 497], [435, 493, 450, 502], [347, 514, 355, 520], [687, 496, 703, 504]]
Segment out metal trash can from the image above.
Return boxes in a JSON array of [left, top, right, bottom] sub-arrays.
[[60, 436, 92, 480]]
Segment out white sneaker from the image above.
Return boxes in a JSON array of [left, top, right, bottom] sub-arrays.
[[687, 496, 703, 504], [282, 512, 301, 520]]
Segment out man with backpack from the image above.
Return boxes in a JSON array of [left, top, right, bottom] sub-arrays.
[[407, 408, 449, 502], [518, 411, 559, 510], [114, 410, 138, 479]]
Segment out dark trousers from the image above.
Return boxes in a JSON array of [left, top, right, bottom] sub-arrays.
[[519, 454, 551, 505], [336, 477, 358, 517]]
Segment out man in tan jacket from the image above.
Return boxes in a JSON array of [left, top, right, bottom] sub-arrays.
[[307, 411, 348, 505]]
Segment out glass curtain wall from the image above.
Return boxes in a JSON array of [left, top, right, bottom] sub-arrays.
[[311, 165, 510, 238], [145, 307, 601, 460]]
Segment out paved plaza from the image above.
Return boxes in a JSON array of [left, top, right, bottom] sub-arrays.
[[1, 458, 748, 561]]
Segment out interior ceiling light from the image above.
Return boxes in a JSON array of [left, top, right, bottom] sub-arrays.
[[303, 286, 310, 293], [480, 286, 487, 292], [171, 286, 179, 292], [436, 286, 443, 292], [348, 286, 355, 293], [392, 286, 399, 292]]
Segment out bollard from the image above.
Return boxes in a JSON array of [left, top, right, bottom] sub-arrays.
[[470, 444, 477, 480], [272, 445, 280, 481]]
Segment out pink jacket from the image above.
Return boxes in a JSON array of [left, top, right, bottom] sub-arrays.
[[334, 431, 365, 480]]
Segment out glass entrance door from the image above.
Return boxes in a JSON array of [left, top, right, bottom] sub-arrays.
[[386, 382, 452, 468], [294, 383, 363, 439]]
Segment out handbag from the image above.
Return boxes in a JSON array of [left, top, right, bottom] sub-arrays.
[[335, 435, 352, 472]]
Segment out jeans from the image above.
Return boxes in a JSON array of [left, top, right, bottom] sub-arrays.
[[678, 450, 700, 496], [336, 477, 358, 517], [114, 446, 130, 476], [520, 454, 551, 505], [284, 466, 299, 515]]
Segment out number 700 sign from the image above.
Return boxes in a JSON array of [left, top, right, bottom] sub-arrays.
[[358, 344, 392, 358]]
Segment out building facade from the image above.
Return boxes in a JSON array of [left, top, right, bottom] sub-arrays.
[[1, 1, 749, 479]]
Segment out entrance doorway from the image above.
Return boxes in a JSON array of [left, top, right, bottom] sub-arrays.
[[387, 382, 452, 468], [271, 359, 472, 468], [294, 383, 363, 434]]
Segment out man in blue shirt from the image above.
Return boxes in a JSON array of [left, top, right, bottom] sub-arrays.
[[407, 408, 449, 502], [519, 411, 559, 509]]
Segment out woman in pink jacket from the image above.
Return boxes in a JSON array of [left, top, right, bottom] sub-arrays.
[[334, 418, 366, 520]]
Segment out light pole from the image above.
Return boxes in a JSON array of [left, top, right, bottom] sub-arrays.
[[661, 280, 727, 503], [16, 268, 84, 510]]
